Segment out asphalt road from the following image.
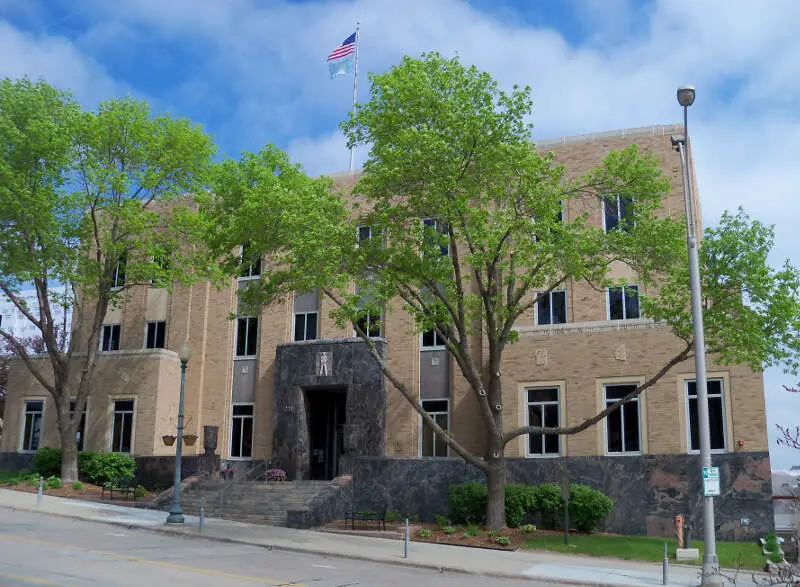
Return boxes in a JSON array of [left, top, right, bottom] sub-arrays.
[[0, 508, 551, 587]]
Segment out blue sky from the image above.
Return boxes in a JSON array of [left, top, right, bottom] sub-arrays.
[[2, 0, 799, 467]]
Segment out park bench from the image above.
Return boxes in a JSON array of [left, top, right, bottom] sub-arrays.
[[101, 476, 137, 501], [344, 503, 387, 530]]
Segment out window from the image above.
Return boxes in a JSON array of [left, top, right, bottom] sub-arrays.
[[101, 324, 121, 351], [421, 328, 445, 349], [21, 400, 44, 452], [111, 399, 134, 453], [526, 388, 560, 456], [145, 321, 166, 349], [111, 256, 126, 288], [603, 195, 634, 233], [355, 313, 382, 337], [604, 384, 641, 454], [556, 200, 564, 224], [149, 252, 170, 286], [230, 404, 254, 458], [536, 291, 567, 325], [608, 285, 640, 320], [686, 379, 727, 452], [421, 399, 449, 457], [422, 218, 450, 257], [293, 312, 318, 342], [236, 317, 259, 357], [239, 243, 262, 278], [69, 400, 87, 452]]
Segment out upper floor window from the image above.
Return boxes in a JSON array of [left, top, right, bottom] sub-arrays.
[[603, 195, 634, 233], [526, 388, 560, 456], [358, 225, 383, 247], [604, 384, 641, 455], [111, 256, 126, 288], [536, 290, 567, 325], [421, 328, 445, 349], [101, 324, 121, 352], [686, 378, 727, 452], [236, 317, 258, 357], [355, 312, 382, 338], [608, 285, 640, 320], [239, 243, 262, 279], [422, 218, 450, 257], [145, 320, 166, 349], [293, 289, 319, 342]]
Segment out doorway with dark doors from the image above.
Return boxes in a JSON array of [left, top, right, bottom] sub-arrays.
[[306, 388, 346, 480]]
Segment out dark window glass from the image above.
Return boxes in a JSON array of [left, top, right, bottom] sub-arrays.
[[112, 256, 126, 288], [305, 312, 318, 341], [605, 384, 639, 454], [421, 400, 449, 457], [604, 195, 634, 233], [146, 321, 166, 349], [102, 324, 121, 351], [69, 400, 87, 452], [422, 218, 449, 257], [231, 404, 254, 458], [358, 226, 372, 246], [687, 380, 726, 451], [236, 317, 258, 356], [537, 291, 567, 325], [537, 293, 551, 325], [609, 287, 624, 320], [356, 314, 382, 337], [526, 388, 560, 456], [625, 286, 640, 319], [111, 400, 134, 453], [239, 243, 262, 278], [293, 313, 318, 342], [22, 400, 44, 452], [603, 196, 620, 232], [609, 285, 640, 320], [422, 329, 443, 348]]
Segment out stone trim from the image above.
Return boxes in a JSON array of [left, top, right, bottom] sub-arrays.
[[515, 317, 664, 337]]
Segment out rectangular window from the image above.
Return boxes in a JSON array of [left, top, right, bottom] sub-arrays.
[[293, 312, 318, 342], [149, 252, 170, 286], [421, 399, 449, 457], [21, 400, 44, 452], [101, 324, 121, 351], [422, 218, 450, 257], [608, 285, 640, 320], [421, 328, 445, 349], [236, 317, 259, 357], [604, 384, 641, 454], [145, 321, 166, 349], [69, 400, 87, 452], [230, 404, 254, 459], [526, 388, 560, 456], [603, 195, 634, 233], [536, 291, 567, 325], [355, 313, 382, 337], [111, 399, 134, 453], [686, 379, 727, 452], [111, 256, 126, 288], [239, 243, 262, 278]]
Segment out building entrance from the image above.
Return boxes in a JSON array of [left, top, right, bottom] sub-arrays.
[[306, 388, 346, 480]]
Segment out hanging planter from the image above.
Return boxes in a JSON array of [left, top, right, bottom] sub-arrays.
[[182, 434, 198, 446], [162, 435, 177, 446]]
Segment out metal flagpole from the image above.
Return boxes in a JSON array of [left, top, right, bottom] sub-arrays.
[[349, 22, 360, 173]]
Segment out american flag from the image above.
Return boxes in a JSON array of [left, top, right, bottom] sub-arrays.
[[327, 32, 356, 62]]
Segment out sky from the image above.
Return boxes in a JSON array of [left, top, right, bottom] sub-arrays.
[[1, 0, 799, 466]]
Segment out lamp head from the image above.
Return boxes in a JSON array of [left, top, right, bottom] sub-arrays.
[[677, 85, 696, 107], [178, 340, 191, 363]]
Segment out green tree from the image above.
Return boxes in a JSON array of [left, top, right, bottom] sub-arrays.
[[201, 54, 800, 529], [0, 78, 215, 481]]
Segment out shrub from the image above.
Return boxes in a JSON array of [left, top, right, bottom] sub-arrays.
[[442, 525, 456, 535], [71, 481, 84, 491], [520, 523, 537, 533], [464, 524, 479, 537], [533, 483, 565, 529], [46, 476, 63, 489], [25, 473, 41, 487], [385, 509, 399, 522], [505, 484, 537, 528], [495, 536, 511, 546], [487, 529, 498, 537], [134, 485, 147, 498], [82, 452, 135, 485], [34, 447, 62, 478], [78, 451, 98, 479], [417, 528, 432, 538], [769, 550, 783, 564], [568, 483, 614, 533], [7, 478, 19, 486], [448, 482, 487, 524], [434, 514, 450, 529]]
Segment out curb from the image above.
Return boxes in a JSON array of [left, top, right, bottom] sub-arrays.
[[0, 503, 755, 587]]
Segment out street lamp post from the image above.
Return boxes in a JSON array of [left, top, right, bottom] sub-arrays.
[[671, 86, 722, 587], [166, 340, 191, 525]]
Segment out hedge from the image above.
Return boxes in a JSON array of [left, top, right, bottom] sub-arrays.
[[33, 448, 136, 485]]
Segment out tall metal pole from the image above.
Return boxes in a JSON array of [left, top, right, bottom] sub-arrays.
[[166, 355, 189, 524], [349, 22, 360, 173], [673, 86, 721, 586]]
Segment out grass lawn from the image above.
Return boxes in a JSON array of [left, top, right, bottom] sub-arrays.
[[522, 534, 764, 571]]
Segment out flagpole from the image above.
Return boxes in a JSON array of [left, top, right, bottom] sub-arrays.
[[349, 22, 360, 173]]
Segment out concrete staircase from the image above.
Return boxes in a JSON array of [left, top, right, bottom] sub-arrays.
[[177, 479, 344, 527]]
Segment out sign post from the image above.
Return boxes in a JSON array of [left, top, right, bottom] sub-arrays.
[[561, 470, 570, 545]]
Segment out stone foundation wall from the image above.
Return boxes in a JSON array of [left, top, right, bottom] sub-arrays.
[[0, 452, 35, 471], [351, 452, 773, 540], [134, 454, 219, 490]]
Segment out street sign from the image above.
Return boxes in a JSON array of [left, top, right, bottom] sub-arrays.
[[703, 466, 720, 496]]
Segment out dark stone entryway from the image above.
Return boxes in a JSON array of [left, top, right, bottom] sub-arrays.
[[272, 338, 387, 480]]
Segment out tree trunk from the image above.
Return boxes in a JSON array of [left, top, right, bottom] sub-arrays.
[[59, 419, 78, 483], [485, 439, 507, 530]]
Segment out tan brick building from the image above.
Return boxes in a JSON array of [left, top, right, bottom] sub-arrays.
[[0, 124, 772, 537]]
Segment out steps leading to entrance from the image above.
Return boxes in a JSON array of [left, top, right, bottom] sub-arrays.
[[174, 478, 351, 528]]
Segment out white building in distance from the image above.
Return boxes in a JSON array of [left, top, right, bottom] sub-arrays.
[[0, 288, 72, 349]]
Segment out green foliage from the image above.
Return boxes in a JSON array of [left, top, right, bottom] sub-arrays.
[[487, 529, 498, 538], [25, 473, 41, 486], [77, 452, 98, 478], [464, 524, 479, 537], [434, 514, 450, 529], [134, 485, 147, 498], [385, 509, 399, 522], [765, 535, 780, 552], [46, 476, 62, 489], [520, 524, 537, 534], [82, 452, 135, 485], [533, 483, 565, 529], [7, 478, 19, 486], [448, 482, 488, 524], [442, 525, 456, 535], [769, 550, 784, 564], [34, 448, 62, 478], [495, 536, 511, 546], [71, 481, 84, 490], [417, 528, 432, 538], [568, 484, 614, 533], [505, 484, 538, 528]]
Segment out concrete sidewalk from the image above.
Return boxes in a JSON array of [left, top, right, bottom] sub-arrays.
[[0, 488, 760, 587]]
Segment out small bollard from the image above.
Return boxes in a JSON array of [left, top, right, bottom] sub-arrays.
[[404, 518, 409, 559], [37, 476, 43, 506], [662, 541, 669, 585], [199, 496, 205, 532]]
